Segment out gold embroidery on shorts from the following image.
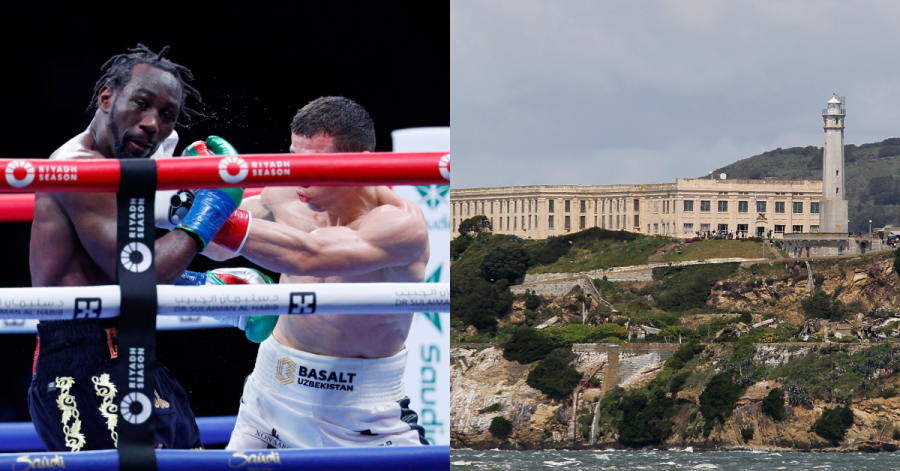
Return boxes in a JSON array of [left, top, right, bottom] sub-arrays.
[[154, 390, 170, 409], [92, 374, 119, 447], [55, 376, 85, 452]]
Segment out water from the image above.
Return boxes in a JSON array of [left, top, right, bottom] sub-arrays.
[[451, 449, 900, 470]]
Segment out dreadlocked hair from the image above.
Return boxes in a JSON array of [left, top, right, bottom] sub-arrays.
[[88, 44, 202, 126]]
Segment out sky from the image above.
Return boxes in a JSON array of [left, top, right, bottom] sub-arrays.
[[452, 1, 900, 188]]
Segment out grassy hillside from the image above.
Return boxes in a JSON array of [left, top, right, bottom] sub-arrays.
[[710, 139, 900, 233]]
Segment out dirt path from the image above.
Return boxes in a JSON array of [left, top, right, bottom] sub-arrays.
[[647, 242, 678, 263]]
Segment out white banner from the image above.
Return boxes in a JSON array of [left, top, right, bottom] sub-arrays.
[[393, 127, 450, 446]]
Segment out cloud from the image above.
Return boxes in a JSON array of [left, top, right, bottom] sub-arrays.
[[451, 0, 900, 188]]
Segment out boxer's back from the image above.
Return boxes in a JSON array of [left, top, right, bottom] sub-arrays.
[[30, 131, 113, 287]]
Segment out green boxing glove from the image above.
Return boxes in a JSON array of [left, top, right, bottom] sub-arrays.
[[175, 136, 244, 251]]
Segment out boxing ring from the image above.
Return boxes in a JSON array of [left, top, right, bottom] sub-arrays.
[[0, 152, 451, 470]]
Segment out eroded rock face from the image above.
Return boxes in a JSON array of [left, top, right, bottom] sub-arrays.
[[453, 342, 900, 451], [451, 346, 568, 449]]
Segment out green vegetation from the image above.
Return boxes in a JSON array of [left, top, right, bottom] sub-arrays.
[[810, 406, 854, 443], [526, 348, 583, 401], [802, 289, 846, 321], [699, 373, 744, 433], [488, 416, 513, 437], [578, 407, 594, 440], [525, 228, 669, 274], [503, 324, 628, 364], [662, 239, 785, 263], [651, 263, 741, 312], [478, 403, 502, 414], [741, 425, 754, 442], [761, 388, 787, 422], [480, 243, 531, 283]]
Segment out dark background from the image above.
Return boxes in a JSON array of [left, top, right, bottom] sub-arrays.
[[0, 6, 448, 432]]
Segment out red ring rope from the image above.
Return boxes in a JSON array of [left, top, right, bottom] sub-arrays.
[[0, 152, 449, 193]]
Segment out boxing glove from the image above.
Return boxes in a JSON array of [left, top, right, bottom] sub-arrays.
[[180, 136, 253, 253], [175, 268, 278, 342], [173, 137, 244, 250]]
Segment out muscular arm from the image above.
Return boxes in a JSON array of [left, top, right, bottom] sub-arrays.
[[239, 206, 428, 277], [57, 192, 200, 283], [202, 195, 273, 261]]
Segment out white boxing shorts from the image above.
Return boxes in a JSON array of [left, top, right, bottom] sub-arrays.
[[226, 336, 427, 449]]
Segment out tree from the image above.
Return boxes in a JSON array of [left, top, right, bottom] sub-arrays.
[[480, 243, 531, 283], [488, 416, 513, 437], [526, 348, 582, 401], [699, 373, 743, 431], [761, 388, 787, 422], [458, 215, 492, 239]]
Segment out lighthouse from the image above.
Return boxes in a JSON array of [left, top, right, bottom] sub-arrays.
[[819, 94, 848, 234]]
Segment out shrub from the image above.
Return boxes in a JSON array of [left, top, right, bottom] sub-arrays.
[[489, 416, 513, 437], [741, 425, 754, 441], [810, 406, 853, 443], [524, 290, 542, 311], [802, 289, 845, 321], [526, 348, 582, 401], [761, 388, 787, 421], [878, 387, 898, 399], [699, 373, 743, 431], [614, 388, 675, 447], [893, 428, 900, 441], [652, 263, 740, 312], [478, 403, 502, 414], [480, 243, 531, 283], [669, 370, 690, 397], [503, 328, 557, 364], [740, 312, 753, 324]]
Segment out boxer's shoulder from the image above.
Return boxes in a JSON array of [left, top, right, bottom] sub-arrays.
[[50, 131, 104, 161]]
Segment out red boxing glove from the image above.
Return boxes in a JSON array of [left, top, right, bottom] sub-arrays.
[[212, 209, 252, 253]]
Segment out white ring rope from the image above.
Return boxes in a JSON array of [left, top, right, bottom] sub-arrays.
[[0, 283, 449, 321]]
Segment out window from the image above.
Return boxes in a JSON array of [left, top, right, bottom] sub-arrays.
[[452, 204, 456, 216], [499, 217, 503, 230], [549, 215, 554, 229], [616, 215, 620, 229], [594, 216, 597, 227], [756, 201, 766, 213], [580, 216, 585, 229], [718, 201, 728, 213], [793, 202, 803, 214], [684, 200, 694, 212], [737, 224, 748, 235], [634, 199, 640, 211], [490, 201, 494, 214], [529, 216, 532, 229], [810, 202, 820, 214], [738, 201, 748, 213], [514, 216, 517, 229], [718, 224, 728, 232], [507, 217, 510, 229], [774, 224, 785, 234], [792, 225, 803, 233], [580, 200, 586, 213], [452, 219, 455, 231], [634, 215, 640, 227], [700, 200, 711, 212], [700, 223, 710, 232], [775, 202, 785, 214], [565, 200, 570, 212], [653, 223, 658, 234], [810, 225, 819, 233], [565, 216, 571, 230], [549, 200, 555, 213], [514, 201, 517, 213], [684, 223, 694, 233]]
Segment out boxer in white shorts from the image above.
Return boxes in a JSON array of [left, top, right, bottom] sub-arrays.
[[204, 97, 430, 449]]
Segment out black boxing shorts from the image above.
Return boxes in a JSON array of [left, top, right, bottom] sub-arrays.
[[27, 318, 202, 451]]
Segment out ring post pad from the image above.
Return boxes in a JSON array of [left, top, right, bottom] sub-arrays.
[[115, 159, 158, 471]]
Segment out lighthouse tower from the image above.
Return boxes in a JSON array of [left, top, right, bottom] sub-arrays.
[[820, 94, 848, 234]]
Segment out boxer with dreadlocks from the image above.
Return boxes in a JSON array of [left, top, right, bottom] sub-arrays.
[[28, 44, 243, 451]]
